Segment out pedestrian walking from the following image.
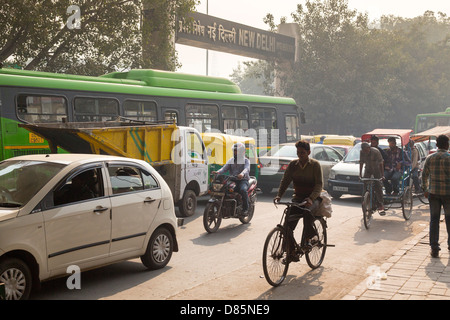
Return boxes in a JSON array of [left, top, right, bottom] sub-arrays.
[[422, 134, 450, 258]]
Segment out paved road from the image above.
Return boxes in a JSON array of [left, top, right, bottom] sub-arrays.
[[33, 192, 430, 300]]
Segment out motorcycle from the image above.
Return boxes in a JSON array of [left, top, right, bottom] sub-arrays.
[[203, 174, 258, 233]]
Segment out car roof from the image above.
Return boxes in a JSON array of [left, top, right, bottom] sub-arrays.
[[277, 142, 337, 148], [3, 153, 134, 165]]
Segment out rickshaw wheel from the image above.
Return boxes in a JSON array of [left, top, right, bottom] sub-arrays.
[[402, 186, 413, 220]]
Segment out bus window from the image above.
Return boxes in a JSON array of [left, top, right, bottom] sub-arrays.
[[222, 105, 249, 134], [285, 115, 299, 142], [164, 110, 178, 124], [17, 94, 68, 123], [186, 104, 219, 132], [74, 97, 119, 122], [251, 107, 277, 130], [123, 100, 157, 122]]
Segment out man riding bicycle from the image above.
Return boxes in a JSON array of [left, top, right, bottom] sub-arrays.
[[212, 142, 250, 215], [360, 142, 385, 214], [274, 140, 323, 261]]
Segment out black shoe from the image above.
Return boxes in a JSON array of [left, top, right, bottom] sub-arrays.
[[431, 248, 440, 258], [282, 253, 299, 264], [379, 210, 386, 216], [242, 210, 249, 217]]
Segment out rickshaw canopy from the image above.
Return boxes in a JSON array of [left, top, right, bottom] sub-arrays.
[[312, 134, 339, 143], [361, 129, 413, 146], [201, 132, 256, 165], [323, 135, 356, 146], [411, 126, 450, 142]]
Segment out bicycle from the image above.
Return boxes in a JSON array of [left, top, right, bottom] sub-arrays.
[[262, 200, 329, 287], [361, 177, 384, 229]]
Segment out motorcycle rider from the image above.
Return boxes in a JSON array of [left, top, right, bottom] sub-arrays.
[[212, 142, 250, 215]]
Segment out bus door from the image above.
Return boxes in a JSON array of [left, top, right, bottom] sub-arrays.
[[284, 113, 300, 142]]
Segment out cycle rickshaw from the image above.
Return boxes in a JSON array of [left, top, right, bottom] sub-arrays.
[[411, 126, 450, 204], [360, 129, 414, 229]]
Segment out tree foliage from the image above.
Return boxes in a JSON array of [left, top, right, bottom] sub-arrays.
[[230, 61, 274, 96], [258, 0, 450, 135], [0, 0, 197, 75]]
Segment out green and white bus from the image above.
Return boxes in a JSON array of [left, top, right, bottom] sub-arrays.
[[0, 68, 302, 160], [415, 108, 450, 133]]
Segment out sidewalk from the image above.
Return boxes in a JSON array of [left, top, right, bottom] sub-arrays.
[[342, 222, 450, 300]]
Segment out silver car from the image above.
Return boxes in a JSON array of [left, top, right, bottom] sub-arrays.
[[0, 154, 181, 300], [258, 143, 344, 194]]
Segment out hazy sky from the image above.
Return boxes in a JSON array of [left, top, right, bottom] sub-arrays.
[[176, 0, 450, 78]]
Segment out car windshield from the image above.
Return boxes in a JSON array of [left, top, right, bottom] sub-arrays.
[[269, 145, 297, 158], [343, 141, 389, 163], [0, 160, 65, 207], [343, 143, 361, 163]]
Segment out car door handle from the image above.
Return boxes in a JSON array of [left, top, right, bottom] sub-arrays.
[[93, 206, 109, 214], [144, 197, 156, 203]]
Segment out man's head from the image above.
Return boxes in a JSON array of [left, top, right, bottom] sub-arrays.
[[436, 134, 449, 150], [361, 142, 370, 154], [232, 143, 245, 162], [388, 137, 397, 149], [370, 135, 379, 147], [295, 140, 311, 162]]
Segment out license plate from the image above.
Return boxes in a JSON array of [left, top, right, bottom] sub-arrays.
[[333, 186, 348, 192]]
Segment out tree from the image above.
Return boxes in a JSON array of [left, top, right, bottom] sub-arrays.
[[230, 61, 273, 95], [266, 0, 450, 135], [0, 0, 197, 75]]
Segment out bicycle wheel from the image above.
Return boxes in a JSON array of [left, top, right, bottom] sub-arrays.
[[418, 192, 429, 205], [305, 218, 327, 269], [362, 191, 373, 229], [402, 186, 413, 220], [417, 176, 429, 204], [203, 202, 222, 233], [262, 226, 289, 287]]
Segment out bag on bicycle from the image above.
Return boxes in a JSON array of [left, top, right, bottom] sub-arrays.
[[316, 190, 332, 218]]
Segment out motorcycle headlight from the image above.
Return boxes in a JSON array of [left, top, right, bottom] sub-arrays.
[[213, 183, 223, 191]]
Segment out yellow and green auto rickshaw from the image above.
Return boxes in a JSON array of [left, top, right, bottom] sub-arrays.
[[201, 132, 259, 179]]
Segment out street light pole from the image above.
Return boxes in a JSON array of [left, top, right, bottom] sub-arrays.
[[206, 0, 209, 75]]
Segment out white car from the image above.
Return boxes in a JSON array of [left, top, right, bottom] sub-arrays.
[[0, 154, 182, 300]]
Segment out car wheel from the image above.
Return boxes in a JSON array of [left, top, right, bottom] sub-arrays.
[[141, 227, 174, 270], [0, 257, 32, 300], [329, 191, 342, 199]]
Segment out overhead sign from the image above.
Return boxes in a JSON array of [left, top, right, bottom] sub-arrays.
[[176, 12, 295, 61]]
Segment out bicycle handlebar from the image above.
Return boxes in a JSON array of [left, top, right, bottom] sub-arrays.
[[273, 200, 306, 206], [360, 177, 383, 182], [273, 200, 310, 211]]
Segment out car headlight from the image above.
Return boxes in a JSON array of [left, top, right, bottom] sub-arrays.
[[329, 170, 336, 180]]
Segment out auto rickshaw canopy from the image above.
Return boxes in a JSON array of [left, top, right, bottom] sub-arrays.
[[411, 126, 450, 142], [361, 129, 413, 147]]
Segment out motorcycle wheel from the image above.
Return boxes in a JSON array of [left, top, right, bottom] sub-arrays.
[[241, 191, 257, 224], [239, 194, 255, 224], [203, 202, 222, 233]]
